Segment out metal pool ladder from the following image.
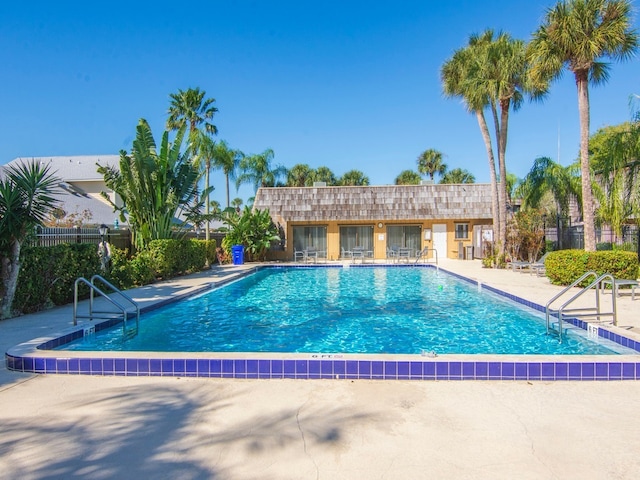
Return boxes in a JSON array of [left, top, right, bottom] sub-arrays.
[[545, 271, 617, 342], [73, 275, 140, 336]]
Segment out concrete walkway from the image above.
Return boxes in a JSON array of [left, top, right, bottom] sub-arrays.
[[2, 261, 640, 479]]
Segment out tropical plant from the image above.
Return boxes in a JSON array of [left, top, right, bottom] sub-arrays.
[[528, 0, 638, 251], [338, 170, 369, 186], [440, 168, 475, 184], [190, 132, 217, 241], [236, 148, 287, 191], [210, 140, 242, 208], [0, 160, 62, 319], [286, 163, 313, 187], [516, 156, 582, 218], [395, 170, 422, 185], [441, 32, 502, 254], [309, 166, 337, 186], [219, 206, 280, 261], [417, 149, 447, 181], [442, 30, 543, 256], [231, 197, 243, 210], [166, 87, 218, 135], [98, 119, 211, 250], [589, 122, 640, 238]]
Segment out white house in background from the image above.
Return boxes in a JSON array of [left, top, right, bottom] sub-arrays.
[[2, 155, 124, 227]]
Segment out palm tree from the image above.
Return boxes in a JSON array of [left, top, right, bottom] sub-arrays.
[[231, 197, 243, 210], [395, 170, 422, 185], [191, 132, 216, 241], [528, 0, 638, 251], [0, 160, 61, 319], [441, 33, 501, 252], [286, 163, 313, 187], [515, 156, 581, 218], [590, 123, 640, 238], [338, 170, 370, 186], [236, 148, 287, 192], [440, 168, 475, 184], [309, 166, 337, 186], [417, 149, 447, 182], [211, 140, 242, 208], [166, 87, 218, 135]]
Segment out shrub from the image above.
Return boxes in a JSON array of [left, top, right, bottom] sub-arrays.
[[545, 249, 639, 286], [146, 239, 206, 278], [14, 243, 101, 314], [204, 239, 217, 265]]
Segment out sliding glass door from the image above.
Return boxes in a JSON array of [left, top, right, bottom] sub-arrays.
[[387, 225, 421, 251], [339, 225, 374, 251], [292, 226, 327, 251]]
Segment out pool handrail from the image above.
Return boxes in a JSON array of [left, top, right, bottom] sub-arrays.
[[415, 247, 437, 265], [545, 271, 617, 341]]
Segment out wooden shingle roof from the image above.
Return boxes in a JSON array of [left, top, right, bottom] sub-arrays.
[[253, 184, 493, 222]]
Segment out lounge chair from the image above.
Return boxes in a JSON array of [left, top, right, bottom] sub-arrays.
[[510, 252, 549, 275], [341, 247, 353, 260]]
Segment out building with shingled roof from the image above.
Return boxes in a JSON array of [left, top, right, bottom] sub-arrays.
[[252, 183, 494, 261]]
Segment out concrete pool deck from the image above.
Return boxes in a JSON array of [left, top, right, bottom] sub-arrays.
[[2, 260, 640, 478]]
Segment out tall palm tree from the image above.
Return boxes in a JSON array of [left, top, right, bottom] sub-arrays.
[[395, 169, 422, 185], [191, 132, 217, 241], [166, 87, 218, 135], [211, 140, 242, 208], [440, 168, 475, 184], [236, 148, 286, 192], [528, 0, 638, 251], [442, 30, 542, 257], [417, 149, 447, 182], [441, 32, 502, 250], [0, 160, 61, 319]]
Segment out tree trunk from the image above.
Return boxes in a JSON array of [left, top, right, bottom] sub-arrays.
[[0, 240, 22, 320], [475, 109, 500, 252], [205, 166, 211, 242], [489, 101, 503, 248], [498, 97, 511, 257], [576, 72, 596, 251], [225, 173, 231, 208]]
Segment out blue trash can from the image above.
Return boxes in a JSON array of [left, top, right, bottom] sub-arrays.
[[231, 245, 244, 265]]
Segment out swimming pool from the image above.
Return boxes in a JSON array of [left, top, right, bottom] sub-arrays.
[[58, 266, 630, 355], [6, 264, 640, 381]]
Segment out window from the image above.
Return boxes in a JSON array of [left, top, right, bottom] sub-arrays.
[[387, 225, 421, 251], [455, 223, 469, 239], [292, 226, 327, 251], [339, 225, 374, 252]]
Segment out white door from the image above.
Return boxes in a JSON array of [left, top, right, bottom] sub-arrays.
[[432, 224, 447, 260]]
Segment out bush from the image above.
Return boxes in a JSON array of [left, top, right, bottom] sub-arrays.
[[14, 243, 101, 314], [204, 239, 217, 265], [146, 239, 206, 278], [545, 249, 639, 286]]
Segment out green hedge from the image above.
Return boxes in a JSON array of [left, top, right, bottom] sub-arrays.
[[545, 250, 639, 286], [11, 238, 211, 316], [146, 239, 207, 279], [14, 243, 101, 314]]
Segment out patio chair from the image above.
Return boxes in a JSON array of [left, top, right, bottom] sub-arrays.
[[510, 252, 549, 275], [341, 247, 353, 260], [294, 249, 306, 262], [386, 246, 399, 262]]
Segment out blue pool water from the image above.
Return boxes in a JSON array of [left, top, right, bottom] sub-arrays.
[[59, 266, 628, 355]]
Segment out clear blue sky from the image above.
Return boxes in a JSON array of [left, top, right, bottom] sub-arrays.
[[2, 0, 639, 206]]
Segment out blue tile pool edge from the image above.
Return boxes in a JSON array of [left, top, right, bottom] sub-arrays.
[[5, 263, 640, 381]]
